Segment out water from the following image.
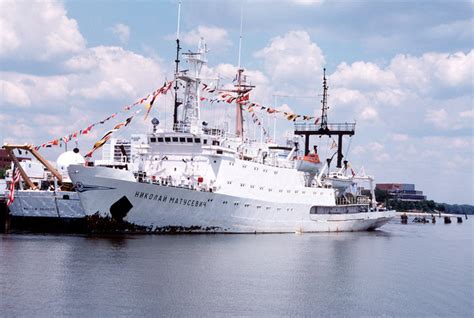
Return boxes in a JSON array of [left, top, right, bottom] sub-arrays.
[[1, 220, 472, 317]]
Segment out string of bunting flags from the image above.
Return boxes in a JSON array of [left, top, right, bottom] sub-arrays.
[[85, 110, 141, 158], [34, 80, 174, 151], [199, 83, 321, 124]]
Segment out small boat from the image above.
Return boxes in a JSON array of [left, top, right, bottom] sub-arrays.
[[295, 153, 322, 172]]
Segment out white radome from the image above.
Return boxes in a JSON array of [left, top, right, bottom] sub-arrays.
[[57, 149, 85, 181]]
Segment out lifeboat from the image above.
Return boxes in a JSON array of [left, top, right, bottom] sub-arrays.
[[295, 153, 322, 172], [325, 172, 354, 192]]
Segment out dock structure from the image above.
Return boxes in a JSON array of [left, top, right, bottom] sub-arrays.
[[293, 68, 355, 168], [396, 211, 466, 225]]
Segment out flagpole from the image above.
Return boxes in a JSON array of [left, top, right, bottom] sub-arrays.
[[273, 95, 277, 142]]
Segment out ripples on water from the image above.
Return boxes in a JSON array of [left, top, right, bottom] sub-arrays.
[[1, 220, 473, 317]]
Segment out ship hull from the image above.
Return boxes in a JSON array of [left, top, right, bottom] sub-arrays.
[[69, 165, 395, 233], [5, 190, 86, 233], [7, 190, 85, 218]]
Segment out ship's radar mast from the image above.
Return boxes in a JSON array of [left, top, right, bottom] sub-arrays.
[[178, 38, 207, 134]]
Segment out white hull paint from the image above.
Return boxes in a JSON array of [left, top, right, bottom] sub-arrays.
[[69, 165, 395, 233]]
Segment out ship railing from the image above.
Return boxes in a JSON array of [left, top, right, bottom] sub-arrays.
[[294, 122, 356, 132], [336, 195, 370, 206], [140, 176, 218, 193]]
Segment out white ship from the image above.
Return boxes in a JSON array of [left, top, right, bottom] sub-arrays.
[[68, 37, 395, 233]]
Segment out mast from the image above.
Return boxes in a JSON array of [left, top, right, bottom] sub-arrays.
[[173, 1, 182, 130], [320, 68, 329, 130], [294, 69, 356, 168], [237, 5, 243, 70], [179, 39, 207, 134], [235, 6, 245, 138]]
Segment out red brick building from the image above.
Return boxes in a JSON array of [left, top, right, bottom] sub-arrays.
[[0, 149, 30, 170]]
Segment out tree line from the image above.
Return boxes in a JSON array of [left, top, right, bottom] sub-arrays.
[[375, 189, 474, 215]]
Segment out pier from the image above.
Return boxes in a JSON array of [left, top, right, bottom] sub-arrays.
[[396, 211, 467, 224]]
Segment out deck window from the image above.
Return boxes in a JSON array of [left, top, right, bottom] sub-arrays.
[[157, 137, 164, 142], [179, 137, 186, 142], [164, 137, 171, 142], [187, 137, 193, 143], [194, 138, 201, 143], [172, 137, 178, 142], [150, 137, 156, 143]]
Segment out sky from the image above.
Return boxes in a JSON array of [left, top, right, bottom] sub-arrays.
[[0, 0, 472, 204]]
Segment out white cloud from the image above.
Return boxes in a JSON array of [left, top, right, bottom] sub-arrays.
[[254, 30, 325, 82], [360, 107, 378, 121], [291, 0, 324, 5], [424, 108, 472, 131], [330, 61, 398, 91], [276, 103, 294, 114], [1, 72, 70, 106], [0, 79, 31, 108], [66, 46, 164, 101], [0, 0, 86, 60], [110, 23, 130, 44], [180, 25, 231, 50], [391, 134, 409, 142], [426, 18, 474, 42], [330, 88, 366, 106], [459, 109, 473, 118], [425, 108, 448, 129], [1, 46, 164, 120], [390, 50, 473, 90]]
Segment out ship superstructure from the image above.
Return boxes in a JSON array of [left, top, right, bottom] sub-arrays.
[[68, 37, 395, 233]]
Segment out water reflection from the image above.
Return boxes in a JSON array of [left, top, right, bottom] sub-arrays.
[[0, 221, 472, 317]]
